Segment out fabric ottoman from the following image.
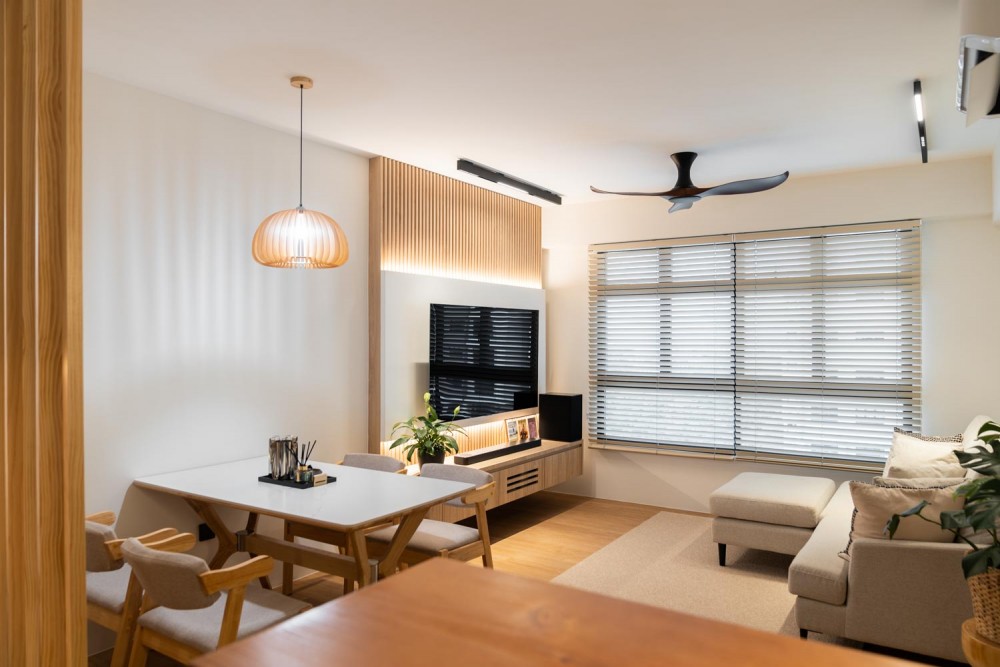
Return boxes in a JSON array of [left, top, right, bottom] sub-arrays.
[[709, 472, 836, 566]]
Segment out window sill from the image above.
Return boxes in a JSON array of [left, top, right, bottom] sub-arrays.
[[587, 441, 883, 474]]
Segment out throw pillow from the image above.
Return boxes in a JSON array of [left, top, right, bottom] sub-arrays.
[[839, 480, 962, 560], [892, 427, 962, 443], [882, 431, 964, 479], [873, 476, 966, 489]]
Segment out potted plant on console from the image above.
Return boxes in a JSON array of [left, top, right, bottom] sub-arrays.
[[390, 392, 465, 467], [889, 421, 1000, 644]]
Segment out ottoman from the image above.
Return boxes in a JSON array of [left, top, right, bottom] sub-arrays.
[[709, 472, 836, 566]]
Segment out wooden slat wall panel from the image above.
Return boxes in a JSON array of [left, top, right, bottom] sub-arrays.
[[374, 157, 542, 289], [1, 0, 86, 663], [368, 156, 543, 454], [378, 416, 538, 464]]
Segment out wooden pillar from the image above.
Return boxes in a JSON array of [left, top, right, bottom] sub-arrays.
[[1, 0, 86, 664]]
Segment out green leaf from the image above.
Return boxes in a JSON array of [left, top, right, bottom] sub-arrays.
[[939, 510, 972, 531], [963, 546, 1000, 579], [886, 514, 902, 538], [453, 405, 461, 417], [899, 499, 930, 518], [957, 442, 1000, 478]]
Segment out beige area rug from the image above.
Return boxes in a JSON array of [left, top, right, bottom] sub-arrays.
[[551, 511, 826, 639]]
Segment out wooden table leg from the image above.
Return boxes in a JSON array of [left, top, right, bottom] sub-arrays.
[[282, 521, 295, 595], [185, 499, 237, 569], [244, 512, 271, 589], [347, 528, 372, 589], [377, 508, 429, 578]]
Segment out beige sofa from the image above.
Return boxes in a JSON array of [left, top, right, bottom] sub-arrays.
[[789, 481, 973, 662]]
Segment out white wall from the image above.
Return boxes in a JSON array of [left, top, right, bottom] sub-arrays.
[[542, 156, 1000, 512], [83, 73, 368, 561], [379, 271, 546, 439]]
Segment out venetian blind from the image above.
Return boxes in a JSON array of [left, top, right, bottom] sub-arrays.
[[589, 222, 921, 470]]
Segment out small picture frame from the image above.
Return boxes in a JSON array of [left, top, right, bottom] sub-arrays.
[[505, 418, 519, 443], [516, 418, 529, 442], [527, 415, 538, 440]]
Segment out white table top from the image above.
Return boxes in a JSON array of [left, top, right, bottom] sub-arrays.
[[133, 457, 474, 531]]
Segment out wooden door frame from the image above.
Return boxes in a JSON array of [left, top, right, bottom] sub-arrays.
[[2, 0, 86, 664]]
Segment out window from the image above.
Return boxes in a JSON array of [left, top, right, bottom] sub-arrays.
[[589, 222, 921, 470]]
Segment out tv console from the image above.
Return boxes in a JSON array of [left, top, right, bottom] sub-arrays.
[[410, 439, 583, 523]]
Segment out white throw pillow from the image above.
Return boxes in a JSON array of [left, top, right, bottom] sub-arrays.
[[882, 431, 965, 479], [839, 480, 962, 560]]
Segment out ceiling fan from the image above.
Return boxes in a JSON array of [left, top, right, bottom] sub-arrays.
[[591, 152, 789, 213]]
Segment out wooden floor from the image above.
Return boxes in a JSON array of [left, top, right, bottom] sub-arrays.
[[88, 492, 661, 666]]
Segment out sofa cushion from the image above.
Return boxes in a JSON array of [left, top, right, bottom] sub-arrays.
[[840, 480, 962, 560], [963, 415, 994, 448], [882, 431, 964, 479], [709, 473, 836, 529], [788, 482, 853, 606]]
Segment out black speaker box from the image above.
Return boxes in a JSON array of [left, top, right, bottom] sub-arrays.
[[539, 393, 582, 442]]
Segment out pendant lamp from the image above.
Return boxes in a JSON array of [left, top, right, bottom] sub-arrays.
[[252, 76, 349, 268]]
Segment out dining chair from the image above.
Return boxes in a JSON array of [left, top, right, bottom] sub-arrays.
[[282, 452, 407, 594], [340, 452, 407, 473], [121, 538, 311, 666], [366, 463, 496, 569], [85, 512, 193, 667]]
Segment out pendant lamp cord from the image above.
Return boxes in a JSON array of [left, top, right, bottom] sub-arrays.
[[298, 83, 304, 209]]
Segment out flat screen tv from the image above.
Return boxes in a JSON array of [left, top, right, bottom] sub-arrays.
[[429, 303, 539, 420]]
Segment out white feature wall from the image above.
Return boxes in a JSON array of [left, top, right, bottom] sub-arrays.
[[379, 271, 546, 439], [543, 156, 1000, 512], [83, 73, 369, 554]]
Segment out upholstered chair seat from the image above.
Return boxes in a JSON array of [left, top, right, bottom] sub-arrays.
[[85, 566, 133, 614], [367, 463, 496, 568], [136, 585, 310, 654]]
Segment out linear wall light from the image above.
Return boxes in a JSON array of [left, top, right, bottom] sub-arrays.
[[913, 80, 928, 164], [457, 159, 562, 205]]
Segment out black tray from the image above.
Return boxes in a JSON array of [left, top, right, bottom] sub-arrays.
[[257, 469, 333, 489]]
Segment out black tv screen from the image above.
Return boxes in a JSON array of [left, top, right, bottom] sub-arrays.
[[429, 304, 539, 420]]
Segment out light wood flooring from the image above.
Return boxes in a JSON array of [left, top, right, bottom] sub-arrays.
[[88, 492, 660, 666]]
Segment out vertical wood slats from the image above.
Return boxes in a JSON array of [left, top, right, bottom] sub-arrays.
[[377, 417, 538, 464], [2, 0, 86, 664], [368, 156, 543, 454], [372, 157, 542, 289]]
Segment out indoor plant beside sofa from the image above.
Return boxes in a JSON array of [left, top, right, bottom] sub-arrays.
[[890, 420, 1000, 645]]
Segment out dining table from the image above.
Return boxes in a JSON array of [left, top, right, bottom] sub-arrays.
[[191, 558, 918, 667], [132, 456, 474, 590]]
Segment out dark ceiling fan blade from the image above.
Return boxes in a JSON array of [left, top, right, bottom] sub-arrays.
[[667, 196, 699, 213], [699, 172, 789, 198], [590, 185, 675, 197]]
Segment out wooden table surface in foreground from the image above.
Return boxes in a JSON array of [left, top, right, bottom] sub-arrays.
[[193, 559, 916, 667]]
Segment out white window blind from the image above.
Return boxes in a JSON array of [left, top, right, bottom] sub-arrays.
[[589, 222, 921, 470]]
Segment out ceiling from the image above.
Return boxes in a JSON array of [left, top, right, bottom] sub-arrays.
[[83, 0, 999, 205]]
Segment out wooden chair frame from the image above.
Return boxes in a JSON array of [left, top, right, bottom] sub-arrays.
[[85, 512, 194, 667], [126, 554, 278, 666], [366, 481, 495, 570]]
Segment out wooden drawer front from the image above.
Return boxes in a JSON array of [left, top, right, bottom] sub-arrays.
[[542, 446, 583, 488]]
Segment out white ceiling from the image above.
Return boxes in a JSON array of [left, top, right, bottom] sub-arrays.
[[84, 0, 999, 205]]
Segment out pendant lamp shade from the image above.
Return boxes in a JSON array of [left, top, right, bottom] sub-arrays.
[[253, 76, 349, 269], [252, 206, 349, 268]]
